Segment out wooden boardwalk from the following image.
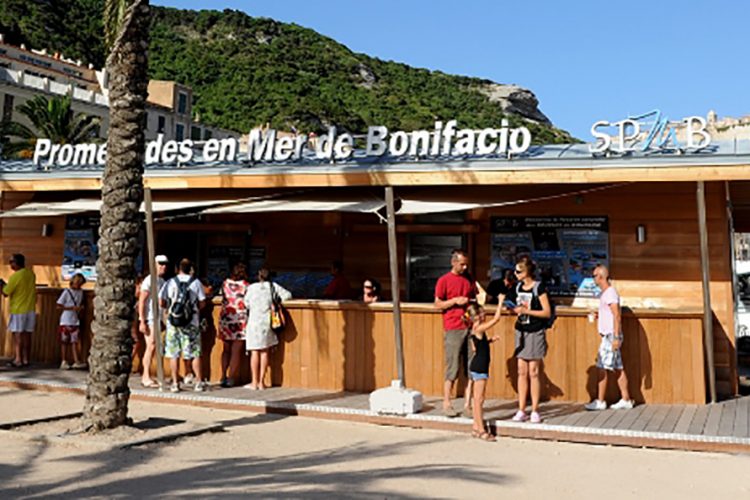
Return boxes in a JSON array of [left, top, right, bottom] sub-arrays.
[[2, 366, 749, 453]]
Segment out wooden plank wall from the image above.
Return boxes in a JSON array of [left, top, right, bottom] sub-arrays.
[[469, 182, 735, 397], [0, 295, 705, 404]]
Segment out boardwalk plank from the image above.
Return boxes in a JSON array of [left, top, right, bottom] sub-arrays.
[[613, 405, 646, 431], [717, 399, 737, 437], [687, 405, 711, 435], [555, 408, 590, 427], [571, 409, 604, 427], [703, 404, 724, 436], [629, 405, 659, 432], [673, 405, 698, 435], [600, 407, 630, 429], [657, 405, 684, 433], [588, 408, 616, 429], [736, 397, 750, 438], [644, 405, 671, 433]]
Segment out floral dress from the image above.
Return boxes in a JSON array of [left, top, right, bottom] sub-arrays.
[[219, 279, 249, 341]]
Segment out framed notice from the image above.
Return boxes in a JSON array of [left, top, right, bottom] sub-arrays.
[[62, 215, 100, 281], [490, 216, 609, 297]]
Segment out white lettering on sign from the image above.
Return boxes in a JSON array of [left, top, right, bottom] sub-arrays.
[[31, 120, 534, 167], [590, 110, 712, 154]]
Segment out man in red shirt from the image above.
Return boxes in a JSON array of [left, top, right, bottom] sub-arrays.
[[323, 260, 353, 300], [434, 249, 476, 417]]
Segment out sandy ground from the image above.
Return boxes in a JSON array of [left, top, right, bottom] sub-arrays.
[[0, 388, 748, 499]]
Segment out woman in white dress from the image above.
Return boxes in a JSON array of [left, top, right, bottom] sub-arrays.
[[243, 268, 292, 390]]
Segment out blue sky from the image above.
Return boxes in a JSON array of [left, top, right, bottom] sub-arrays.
[[154, 0, 748, 140]]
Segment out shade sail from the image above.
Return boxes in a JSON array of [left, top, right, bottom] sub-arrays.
[[0, 199, 229, 217], [203, 196, 386, 214]]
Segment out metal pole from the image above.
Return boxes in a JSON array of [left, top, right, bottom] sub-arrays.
[[385, 187, 405, 384], [697, 181, 717, 403], [144, 188, 165, 389]]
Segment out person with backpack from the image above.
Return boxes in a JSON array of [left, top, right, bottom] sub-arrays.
[[159, 258, 206, 393], [243, 268, 292, 390], [504, 255, 552, 424]]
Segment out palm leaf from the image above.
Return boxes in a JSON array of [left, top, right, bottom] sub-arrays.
[[104, 0, 132, 51]]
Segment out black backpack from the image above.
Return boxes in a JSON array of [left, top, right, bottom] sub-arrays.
[[516, 281, 556, 330], [167, 277, 196, 327]]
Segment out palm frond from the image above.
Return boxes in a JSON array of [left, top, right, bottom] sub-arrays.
[[104, 0, 132, 51]]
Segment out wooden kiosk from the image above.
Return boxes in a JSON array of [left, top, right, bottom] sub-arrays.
[[1, 129, 749, 405]]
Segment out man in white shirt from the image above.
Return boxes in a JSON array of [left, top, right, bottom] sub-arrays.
[[585, 265, 634, 411], [138, 254, 168, 387], [159, 258, 206, 393]]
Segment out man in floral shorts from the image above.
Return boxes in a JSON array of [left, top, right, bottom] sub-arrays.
[[159, 258, 206, 393], [585, 265, 634, 411]]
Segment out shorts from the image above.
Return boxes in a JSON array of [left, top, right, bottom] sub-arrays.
[[596, 333, 624, 371], [58, 325, 80, 344], [470, 371, 489, 381], [164, 324, 201, 360], [444, 329, 468, 381], [514, 329, 547, 360], [8, 312, 36, 333]]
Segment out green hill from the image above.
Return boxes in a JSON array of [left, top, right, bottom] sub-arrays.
[[0, 1, 574, 142]]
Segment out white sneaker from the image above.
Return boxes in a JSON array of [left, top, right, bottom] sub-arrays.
[[60, 360, 71, 370], [170, 383, 180, 393], [183, 374, 195, 385], [610, 399, 634, 410], [194, 381, 206, 392], [511, 410, 528, 422], [584, 399, 607, 411]]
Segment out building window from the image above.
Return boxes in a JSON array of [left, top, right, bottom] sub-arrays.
[[203, 129, 213, 140], [157, 115, 165, 134], [2, 94, 13, 122], [176, 123, 184, 141], [191, 125, 201, 141], [177, 92, 187, 114]]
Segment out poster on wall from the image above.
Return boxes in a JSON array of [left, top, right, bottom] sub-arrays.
[[490, 216, 609, 297], [62, 215, 100, 281]]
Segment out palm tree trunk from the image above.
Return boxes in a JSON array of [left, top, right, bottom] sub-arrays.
[[82, 0, 150, 431]]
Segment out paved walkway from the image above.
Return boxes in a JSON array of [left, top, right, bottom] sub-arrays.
[[2, 365, 749, 454]]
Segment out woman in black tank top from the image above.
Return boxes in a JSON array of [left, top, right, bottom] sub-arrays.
[[465, 303, 503, 442]]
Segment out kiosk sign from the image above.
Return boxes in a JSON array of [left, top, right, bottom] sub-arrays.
[[31, 119, 533, 168], [590, 109, 711, 154]]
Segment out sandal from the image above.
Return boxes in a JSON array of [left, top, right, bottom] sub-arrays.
[[6, 361, 22, 368], [471, 429, 497, 442], [141, 380, 158, 388]]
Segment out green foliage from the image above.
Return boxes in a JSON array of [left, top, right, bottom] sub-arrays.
[[0, 95, 100, 158], [0, 1, 575, 142]]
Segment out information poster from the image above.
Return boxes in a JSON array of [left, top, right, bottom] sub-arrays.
[[490, 216, 609, 297], [206, 246, 246, 291], [62, 215, 100, 281]]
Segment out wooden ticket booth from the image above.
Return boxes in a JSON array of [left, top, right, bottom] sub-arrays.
[[1, 132, 749, 404]]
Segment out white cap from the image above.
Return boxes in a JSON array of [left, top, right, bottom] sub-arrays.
[[155, 255, 169, 264]]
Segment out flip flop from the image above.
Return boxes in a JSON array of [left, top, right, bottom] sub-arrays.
[[471, 430, 497, 442], [442, 407, 459, 418], [141, 380, 158, 388], [6, 361, 22, 368]]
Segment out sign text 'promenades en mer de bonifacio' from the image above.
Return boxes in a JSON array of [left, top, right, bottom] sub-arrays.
[[29, 112, 713, 168]]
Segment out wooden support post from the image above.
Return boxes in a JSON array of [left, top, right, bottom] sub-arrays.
[[697, 181, 717, 403], [385, 186, 405, 384], [144, 188, 165, 388]]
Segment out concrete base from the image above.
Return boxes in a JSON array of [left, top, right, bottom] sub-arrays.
[[369, 380, 423, 415]]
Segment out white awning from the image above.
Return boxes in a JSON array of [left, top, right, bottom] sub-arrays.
[[0, 199, 228, 217], [203, 195, 385, 214]]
